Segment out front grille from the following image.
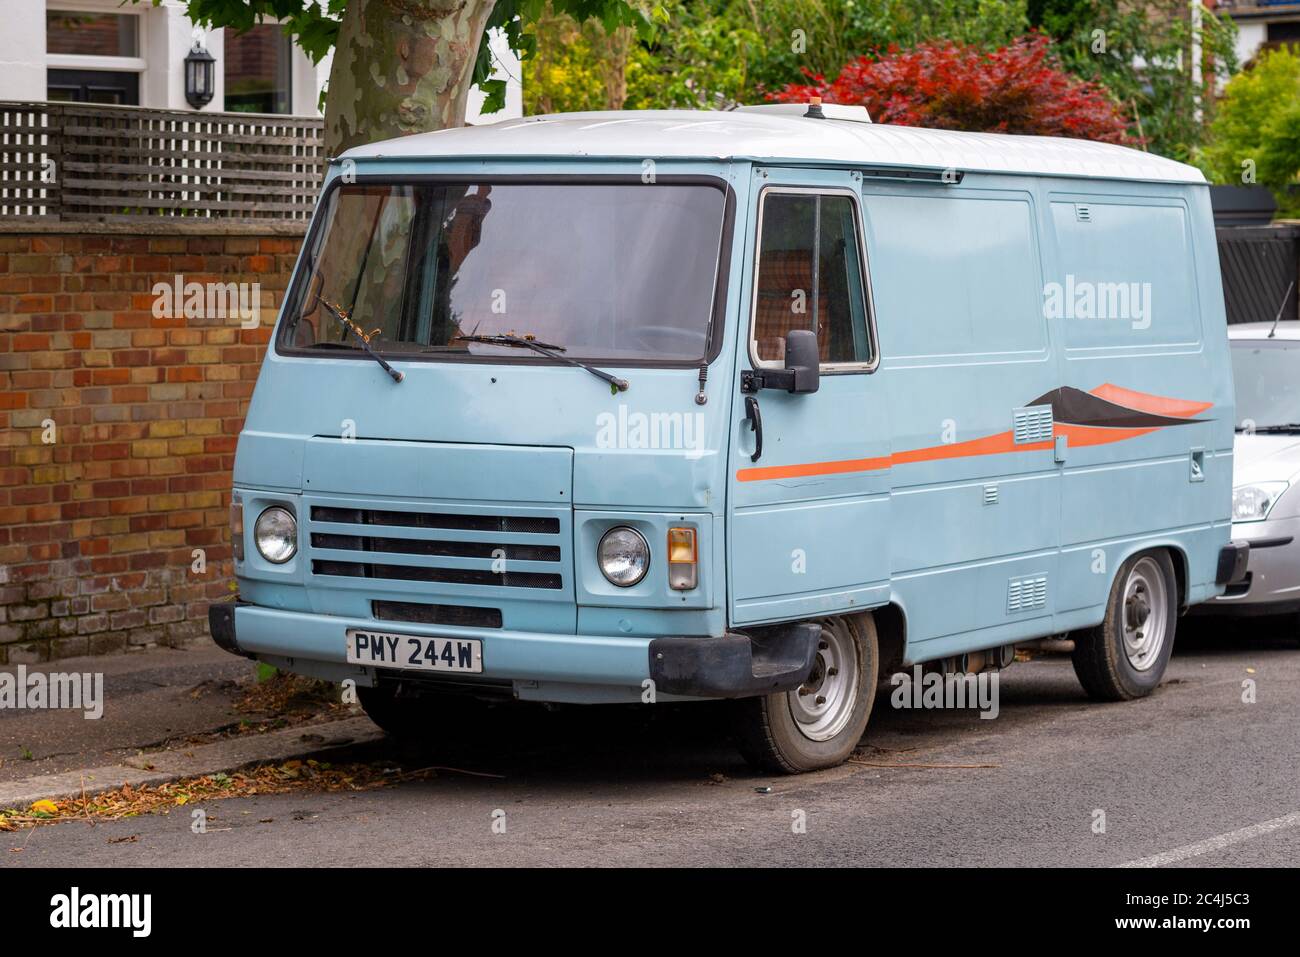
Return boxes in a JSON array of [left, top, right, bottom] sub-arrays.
[[307, 501, 568, 594], [373, 600, 503, 628]]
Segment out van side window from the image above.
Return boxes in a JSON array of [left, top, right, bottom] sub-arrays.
[[752, 192, 872, 366]]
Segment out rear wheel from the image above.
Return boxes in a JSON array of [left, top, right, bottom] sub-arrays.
[[733, 614, 878, 774], [1072, 549, 1178, 700]]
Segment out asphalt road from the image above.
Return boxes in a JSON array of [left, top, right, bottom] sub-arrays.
[[5, 616, 1298, 867]]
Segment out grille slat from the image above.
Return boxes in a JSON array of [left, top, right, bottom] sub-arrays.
[[372, 600, 503, 628], [312, 506, 559, 534], [314, 560, 563, 590], [312, 533, 560, 563]]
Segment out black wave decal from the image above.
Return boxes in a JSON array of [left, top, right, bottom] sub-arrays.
[[1028, 387, 1204, 429]]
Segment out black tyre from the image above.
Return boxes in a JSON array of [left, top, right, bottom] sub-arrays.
[[356, 684, 486, 742], [1072, 549, 1178, 700], [732, 614, 879, 774]]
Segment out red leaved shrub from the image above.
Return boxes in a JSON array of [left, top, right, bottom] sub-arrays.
[[770, 33, 1134, 145]]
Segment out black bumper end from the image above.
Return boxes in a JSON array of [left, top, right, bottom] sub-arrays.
[[648, 622, 821, 699], [1216, 540, 1251, 586], [208, 599, 250, 658]]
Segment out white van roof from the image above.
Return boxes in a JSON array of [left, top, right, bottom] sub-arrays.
[[342, 108, 1205, 185]]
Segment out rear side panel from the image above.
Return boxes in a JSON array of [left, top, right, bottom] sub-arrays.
[[1041, 181, 1234, 626]]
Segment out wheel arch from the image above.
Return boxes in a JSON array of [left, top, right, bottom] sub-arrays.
[[1113, 541, 1189, 611], [869, 602, 908, 674]]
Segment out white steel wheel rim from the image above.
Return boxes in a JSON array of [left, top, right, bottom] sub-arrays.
[[1122, 557, 1169, 672], [787, 620, 859, 742]]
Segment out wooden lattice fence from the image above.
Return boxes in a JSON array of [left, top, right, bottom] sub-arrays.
[[0, 101, 324, 222]]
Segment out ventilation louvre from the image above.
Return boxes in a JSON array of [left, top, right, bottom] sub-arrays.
[[1075, 203, 1092, 222], [1013, 406, 1054, 444], [1007, 575, 1049, 614]]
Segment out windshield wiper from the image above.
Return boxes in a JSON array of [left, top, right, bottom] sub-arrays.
[[314, 297, 404, 384], [1248, 423, 1300, 434], [451, 334, 629, 393]]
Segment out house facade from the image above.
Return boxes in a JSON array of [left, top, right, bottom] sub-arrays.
[[0, 0, 520, 122], [1220, 0, 1300, 64]]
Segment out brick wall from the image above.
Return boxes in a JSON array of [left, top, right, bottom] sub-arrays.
[[0, 223, 305, 663]]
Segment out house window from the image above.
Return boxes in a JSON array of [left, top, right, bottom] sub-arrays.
[[45, 10, 141, 105], [46, 11, 139, 57], [225, 24, 293, 114]]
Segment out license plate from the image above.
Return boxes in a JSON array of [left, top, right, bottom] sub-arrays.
[[346, 629, 483, 674]]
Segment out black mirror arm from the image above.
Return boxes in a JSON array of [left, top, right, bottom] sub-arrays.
[[740, 368, 796, 394]]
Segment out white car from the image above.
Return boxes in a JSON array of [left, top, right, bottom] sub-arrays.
[[1210, 321, 1300, 618]]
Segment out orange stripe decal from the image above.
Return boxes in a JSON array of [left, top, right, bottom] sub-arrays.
[[735, 385, 1212, 483], [1088, 383, 1212, 419], [736, 420, 1181, 483], [737, 454, 892, 483]]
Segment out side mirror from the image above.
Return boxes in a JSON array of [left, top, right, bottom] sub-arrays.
[[740, 329, 821, 395], [783, 329, 820, 394]]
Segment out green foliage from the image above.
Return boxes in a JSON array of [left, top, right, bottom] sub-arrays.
[[525, 0, 1031, 113], [1029, 0, 1237, 161], [524, 1, 758, 113], [737, 0, 1029, 94], [1201, 47, 1300, 217]]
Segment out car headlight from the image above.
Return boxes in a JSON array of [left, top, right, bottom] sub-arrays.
[[1232, 482, 1289, 523], [598, 526, 649, 587], [254, 506, 298, 563]]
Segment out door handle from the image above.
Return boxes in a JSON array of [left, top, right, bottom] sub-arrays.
[[744, 395, 763, 463]]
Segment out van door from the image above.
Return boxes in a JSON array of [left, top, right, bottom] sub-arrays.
[[727, 168, 892, 626]]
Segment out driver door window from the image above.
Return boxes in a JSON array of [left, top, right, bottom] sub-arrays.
[[751, 190, 873, 368]]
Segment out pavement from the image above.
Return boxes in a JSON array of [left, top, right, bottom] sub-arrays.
[[2, 615, 1298, 867], [0, 646, 252, 783]]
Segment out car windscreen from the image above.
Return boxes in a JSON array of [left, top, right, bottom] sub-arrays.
[[283, 181, 728, 364], [1230, 338, 1300, 429]]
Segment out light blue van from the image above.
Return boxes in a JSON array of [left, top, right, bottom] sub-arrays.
[[209, 105, 1248, 772]]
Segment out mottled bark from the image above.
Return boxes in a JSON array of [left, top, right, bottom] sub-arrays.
[[599, 25, 632, 111], [324, 0, 498, 156]]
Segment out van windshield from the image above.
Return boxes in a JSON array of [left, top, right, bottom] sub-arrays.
[[284, 181, 727, 364]]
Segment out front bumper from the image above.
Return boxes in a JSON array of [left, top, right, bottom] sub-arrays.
[[208, 600, 817, 701], [1206, 523, 1300, 613]]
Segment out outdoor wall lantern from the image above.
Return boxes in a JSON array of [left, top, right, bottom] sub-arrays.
[[184, 38, 216, 109]]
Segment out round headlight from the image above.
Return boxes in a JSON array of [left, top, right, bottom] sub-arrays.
[[254, 506, 297, 563], [598, 526, 649, 587]]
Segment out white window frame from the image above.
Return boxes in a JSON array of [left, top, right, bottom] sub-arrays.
[[45, 1, 146, 74], [747, 184, 880, 374]]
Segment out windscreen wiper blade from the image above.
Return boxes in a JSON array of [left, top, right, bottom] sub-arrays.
[[1250, 423, 1300, 434], [452, 334, 629, 393], [315, 297, 404, 384]]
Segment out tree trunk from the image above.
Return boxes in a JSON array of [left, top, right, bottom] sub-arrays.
[[323, 0, 498, 157]]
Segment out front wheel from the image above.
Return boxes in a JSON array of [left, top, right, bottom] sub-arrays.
[[1072, 549, 1178, 700], [732, 614, 879, 774]]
